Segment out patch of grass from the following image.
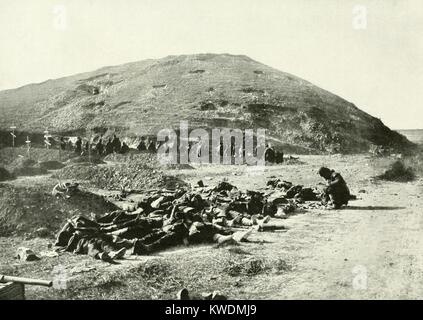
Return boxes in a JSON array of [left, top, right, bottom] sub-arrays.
[[272, 258, 292, 273], [223, 257, 269, 277], [11, 244, 294, 300], [50, 259, 183, 300], [222, 255, 292, 277], [227, 247, 251, 255], [245, 258, 268, 275], [94, 278, 126, 291]]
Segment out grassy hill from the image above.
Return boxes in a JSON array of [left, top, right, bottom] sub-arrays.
[[0, 53, 413, 153]]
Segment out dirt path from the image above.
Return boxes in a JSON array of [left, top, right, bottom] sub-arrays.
[[170, 156, 423, 299], [237, 180, 423, 299]]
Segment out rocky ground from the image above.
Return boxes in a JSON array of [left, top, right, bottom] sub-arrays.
[[1, 151, 423, 299]]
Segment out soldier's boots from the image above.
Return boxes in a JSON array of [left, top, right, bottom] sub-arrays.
[[109, 248, 126, 260], [98, 252, 114, 263], [232, 228, 254, 242]]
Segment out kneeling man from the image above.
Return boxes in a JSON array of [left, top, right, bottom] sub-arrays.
[[318, 167, 350, 209]]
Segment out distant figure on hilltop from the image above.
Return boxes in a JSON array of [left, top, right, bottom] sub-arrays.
[[318, 167, 350, 209]]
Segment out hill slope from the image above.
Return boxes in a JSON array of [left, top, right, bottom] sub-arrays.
[[0, 53, 412, 153]]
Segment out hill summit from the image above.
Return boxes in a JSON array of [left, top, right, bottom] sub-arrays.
[[0, 53, 412, 153]]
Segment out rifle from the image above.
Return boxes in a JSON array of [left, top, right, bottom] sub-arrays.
[[0, 274, 52, 287]]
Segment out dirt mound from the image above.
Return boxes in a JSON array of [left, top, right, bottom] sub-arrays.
[[66, 155, 105, 165], [0, 182, 119, 236], [53, 163, 187, 191], [1, 155, 50, 177], [38, 160, 66, 170], [104, 151, 156, 164], [18, 158, 37, 167], [104, 152, 193, 169], [165, 163, 194, 170], [0, 147, 75, 166], [13, 166, 48, 177], [376, 160, 416, 182], [4, 157, 36, 171], [0, 147, 76, 177], [0, 167, 14, 181]]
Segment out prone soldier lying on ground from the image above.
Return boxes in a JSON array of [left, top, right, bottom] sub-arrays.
[[55, 215, 130, 262], [55, 204, 253, 262], [55, 178, 346, 262]]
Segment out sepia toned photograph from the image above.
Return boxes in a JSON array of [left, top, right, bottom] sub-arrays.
[[0, 0, 422, 305]]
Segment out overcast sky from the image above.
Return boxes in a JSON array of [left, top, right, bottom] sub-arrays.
[[0, 0, 422, 129]]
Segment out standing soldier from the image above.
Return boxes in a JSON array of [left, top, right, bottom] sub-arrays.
[[60, 137, 66, 151], [84, 139, 90, 155], [120, 142, 130, 154], [146, 138, 156, 152], [105, 138, 114, 155], [66, 138, 73, 151], [75, 137, 82, 154], [264, 143, 275, 163], [137, 137, 146, 151], [95, 138, 104, 156], [112, 135, 121, 153], [275, 149, 284, 164]]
